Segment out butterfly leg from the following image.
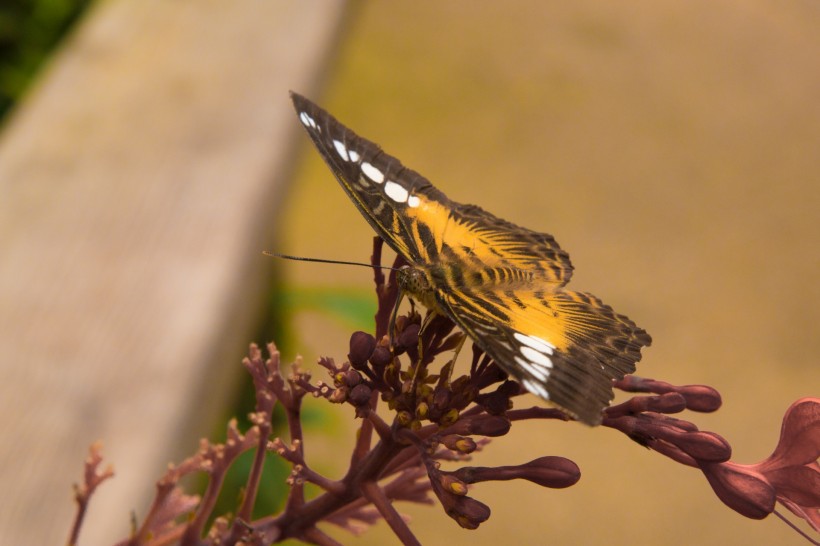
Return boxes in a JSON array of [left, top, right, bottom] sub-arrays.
[[416, 310, 437, 363], [407, 309, 438, 394], [444, 332, 467, 384], [389, 290, 432, 400], [387, 289, 406, 349]]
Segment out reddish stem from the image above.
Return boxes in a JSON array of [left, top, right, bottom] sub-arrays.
[[238, 423, 270, 521], [361, 481, 421, 546]]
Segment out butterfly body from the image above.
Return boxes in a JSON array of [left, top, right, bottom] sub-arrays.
[[291, 92, 651, 425]]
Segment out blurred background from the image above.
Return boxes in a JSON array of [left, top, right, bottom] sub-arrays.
[[0, 1, 817, 545]]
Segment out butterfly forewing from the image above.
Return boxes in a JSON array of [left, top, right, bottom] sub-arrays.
[[292, 93, 436, 264], [444, 203, 574, 286], [291, 93, 574, 284], [291, 92, 651, 425]]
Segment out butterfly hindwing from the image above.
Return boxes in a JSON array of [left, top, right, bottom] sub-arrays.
[[439, 287, 651, 424]]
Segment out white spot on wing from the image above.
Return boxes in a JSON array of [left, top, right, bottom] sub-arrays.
[[361, 162, 384, 184], [332, 140, 349, 162], [520, 346, 553, 369], [299, 111, 316, 129], [407, 195, 421, 208], [384, 181, 409, 203], [521, 378, 550, 400], [514, 332, 555, 355], [515, 356, 550, 382], [348, 149, 360, 162]]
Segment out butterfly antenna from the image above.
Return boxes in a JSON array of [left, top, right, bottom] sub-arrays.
[[264, 251, 399, 271]]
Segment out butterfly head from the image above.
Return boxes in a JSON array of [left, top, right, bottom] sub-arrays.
[[396, 266, 441, 313]]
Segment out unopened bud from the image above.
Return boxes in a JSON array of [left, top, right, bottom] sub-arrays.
[[398, 323, 421, 350], [441, 434, 477, 454], [453, 456, 581, 489], [348, 332, 376, 368], [446, 496, 491, 530], [440, 474, 468, 495], [679, 385, 722, 412], [328, 388, 347, 403], [397, 411, 413, 426], [465, 415, 511, 437], [439, 408, 460, 427], [369, 346, 392, 368], [675, 431, 732, 462], [348, 383, 372, 406], [416, 402, 429, 419], [343, 369, 362, 387]]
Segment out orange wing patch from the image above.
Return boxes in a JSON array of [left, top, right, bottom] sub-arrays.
[[403, 195, 573, 285]]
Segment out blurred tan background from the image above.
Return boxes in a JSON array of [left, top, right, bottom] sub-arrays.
[[284, 2, 818, 545], [1, 1, 817, 545]]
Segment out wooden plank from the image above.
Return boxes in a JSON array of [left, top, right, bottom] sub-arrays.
[[0, 1, 346, 543]]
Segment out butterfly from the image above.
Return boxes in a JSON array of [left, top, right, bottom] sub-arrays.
[[291, 92, 651, 425]]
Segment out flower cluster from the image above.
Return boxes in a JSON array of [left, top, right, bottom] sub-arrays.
[[68, 238, 819, 545], [603, 376, 819, 539]]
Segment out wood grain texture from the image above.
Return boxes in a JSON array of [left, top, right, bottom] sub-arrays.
[[0, 1, 346, 543]]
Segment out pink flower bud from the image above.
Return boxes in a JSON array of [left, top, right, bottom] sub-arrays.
[[700, 462, 775, 519], [453, 456, 580, 489]]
